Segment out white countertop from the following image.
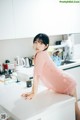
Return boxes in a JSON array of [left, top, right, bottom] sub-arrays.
[[59, 61, 80, 70], [0, 61, 79, 120], [16, 60, 80, 71], [0, 82, 75, 120], [15, 60, 80, 79]]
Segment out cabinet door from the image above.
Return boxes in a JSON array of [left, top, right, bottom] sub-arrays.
[[13, 0, 80, 38], [13, 0, 35, 38], [64, 66, 80, 100], [42, 102, 75, 120], [0, 0, 15, 40], [0, 0, 79, 39], [28, 99, 75, 120]]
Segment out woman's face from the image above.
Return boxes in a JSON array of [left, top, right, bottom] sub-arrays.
[[33, 39, 48, 53]]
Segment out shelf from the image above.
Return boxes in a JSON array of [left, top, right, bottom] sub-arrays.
[[48, 44, 67, 52], [53, 44, 67, 49]]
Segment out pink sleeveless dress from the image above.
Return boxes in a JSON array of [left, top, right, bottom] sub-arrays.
[[34, 51, 76, 95]]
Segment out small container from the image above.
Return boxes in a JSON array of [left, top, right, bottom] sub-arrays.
[[55, 40, 61, 45], [3, 64, 8, 70], [26, 80, 32, 87]]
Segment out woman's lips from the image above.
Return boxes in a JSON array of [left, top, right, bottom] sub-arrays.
[[36, 48, 39, 50]]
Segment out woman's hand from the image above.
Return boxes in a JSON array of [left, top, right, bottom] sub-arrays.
[[21, 92, 35, 100], [21, 75, 39, 100]]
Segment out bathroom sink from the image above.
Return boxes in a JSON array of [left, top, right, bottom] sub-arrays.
[[61, 60, 75, 65]]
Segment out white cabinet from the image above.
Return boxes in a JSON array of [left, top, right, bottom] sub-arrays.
[[13, 0, 35, 38], [0, 83, 75, 120], [13, 0, 80, 38], [0, 0, 15, 40], [28, 96, 75, 120], [64, 66, 80, 100], [0, 0, 80, 39]]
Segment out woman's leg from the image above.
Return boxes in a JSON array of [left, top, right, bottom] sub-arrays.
[[69, 88, 80, 120]]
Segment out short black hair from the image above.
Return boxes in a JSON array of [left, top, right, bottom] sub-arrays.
[[33, 33, 49, 50]]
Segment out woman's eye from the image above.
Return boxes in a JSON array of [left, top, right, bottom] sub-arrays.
[[38, 41, 43, 44], [34, 41, 37, 44], [34, 40, 43, 45], [40, 42, 43, 44]]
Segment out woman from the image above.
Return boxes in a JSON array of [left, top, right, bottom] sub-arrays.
[[22, 33, 80, 120]]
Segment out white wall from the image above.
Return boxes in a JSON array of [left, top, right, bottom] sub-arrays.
[[73, 44, 80, 60], [0, 37, 33, 64], [72, 33, 80, 60], [72, 33, 80, 44], [0, 35, 62, 64]]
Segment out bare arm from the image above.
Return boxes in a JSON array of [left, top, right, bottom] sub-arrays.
[[21, 75, 39, 100], [32, 75, 39, 94], [21, 52, 45, 100]]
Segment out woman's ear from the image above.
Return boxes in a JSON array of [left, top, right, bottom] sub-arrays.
[[44, 44, 49, 51], [46, 44, 49, 48]]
